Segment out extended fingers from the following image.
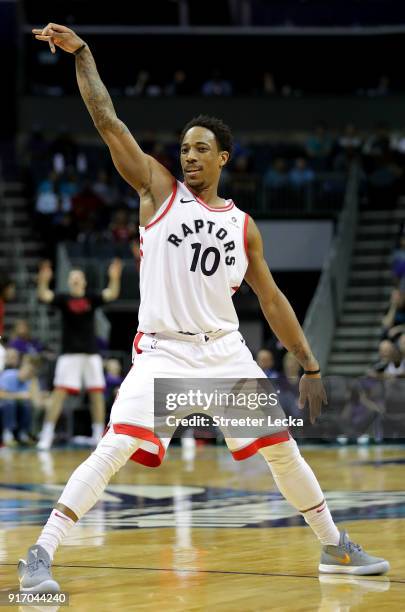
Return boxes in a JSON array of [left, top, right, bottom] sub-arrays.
[[32, 23, 71, 34], [298, 391, 307, 409], [309, 398, 321, 424]]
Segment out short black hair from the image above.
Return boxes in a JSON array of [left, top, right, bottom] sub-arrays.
[[180, 115, 233, 159]]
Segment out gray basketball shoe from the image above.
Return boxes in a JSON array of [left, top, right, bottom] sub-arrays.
[[18, 545, 60, 592], [319, 531, 390, 575]]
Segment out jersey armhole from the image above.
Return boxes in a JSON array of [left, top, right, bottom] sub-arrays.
[[141, 179, 178, 231], [243, 213, 250, 263]]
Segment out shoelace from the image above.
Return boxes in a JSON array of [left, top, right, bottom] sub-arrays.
[[345, 539, 363, 553], [27, 558, 48, 576]]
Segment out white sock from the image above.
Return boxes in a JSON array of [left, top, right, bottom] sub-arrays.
[[3, 429, 14, 443], [37, 509, 75, 560], [40, 422, 55, 439], [260, 439, 340, 546], [302, 501, 340, 546], [91, 423, 104, 441]]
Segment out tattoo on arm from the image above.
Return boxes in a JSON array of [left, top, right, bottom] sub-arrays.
[[75, 48, 127, 133], [291, 343, 315, 368]]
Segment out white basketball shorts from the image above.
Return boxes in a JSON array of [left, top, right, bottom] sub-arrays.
[[54, 353, 105, 394], [107, 331, 290, 467]]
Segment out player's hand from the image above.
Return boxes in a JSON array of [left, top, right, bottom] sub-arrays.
[[38, 260, 53, 284], [298, 374, 328, 424], [32, 23, 85, 55], [108, 258, 123, 280]]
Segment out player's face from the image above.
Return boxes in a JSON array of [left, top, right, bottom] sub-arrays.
[[68, 270, 86, 294], [180, 126, 228, 191]]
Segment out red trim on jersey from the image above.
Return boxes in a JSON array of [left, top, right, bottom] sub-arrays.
[[145, 179, 177, 230], [112, 423, 165, 467], [87, 387, 105, 393], [54, 386, 80, 395], [231, 286, 240, 293], [183, 182, 234, 212], [231, 430, 290, 461], [243, 213, 250, 261], [133, 332, 144, 354]]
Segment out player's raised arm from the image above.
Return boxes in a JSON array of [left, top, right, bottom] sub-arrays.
[[244, 217, 327, 423], [102, 258, 123, 302], [37, 261, 55, 304], [32, 23, 173, 208]]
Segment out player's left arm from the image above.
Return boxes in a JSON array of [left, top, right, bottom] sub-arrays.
[[102, 258, 123, 302], [244, 217, 327, 423]]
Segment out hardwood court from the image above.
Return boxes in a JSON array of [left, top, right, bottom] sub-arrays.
[[0, 444, 404, 611]]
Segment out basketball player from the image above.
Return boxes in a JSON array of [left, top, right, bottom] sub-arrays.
[[36, 259, 122, 450], [19, 23, 389, 592]]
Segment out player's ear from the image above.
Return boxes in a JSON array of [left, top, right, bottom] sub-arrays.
[[219, 151, 229, 167]]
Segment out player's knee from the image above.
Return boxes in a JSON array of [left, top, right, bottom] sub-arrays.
[[259, 438, 302, 474], [92, 432, 140, 474]]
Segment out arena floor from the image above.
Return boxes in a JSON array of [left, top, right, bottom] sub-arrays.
[[0, 444, 404, 611]]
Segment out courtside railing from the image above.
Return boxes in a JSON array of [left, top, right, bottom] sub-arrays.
[[303, 165, 359, 370]]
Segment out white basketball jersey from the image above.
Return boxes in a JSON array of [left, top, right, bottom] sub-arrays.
[[137, 180, 249, 334]]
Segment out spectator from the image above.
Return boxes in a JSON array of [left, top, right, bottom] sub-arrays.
[[35, 171, 60, 223], [8, 320, 44, 356], [334, 123, 363, 170], [392, 234, 405, 284], [384, 343, 405, 378], [109, 208, 137, 243], [229, 155, 257, 202], [104, 358, 123, 410], [368, 75, 391, 98], [165, 70, 190, 96], [382, 289, 405, 337], [398, 332, 405, 363], [50, 128, 79, 171], [256, 349, 279, 378], [278, 352, 302, 419], [150, 143, 176, 174], [0, 354, 42, 446], [368, 340, 396, 378], [125, 70, 162, 97], [36, 259, 122, 450], [263, 158, 288, 190], [202, 70, 233, 96], [262, 71, 277, 96], [0, 273, 16, 341], [305, 123, 333, 170], [71, 181, 104, 230], [288, 157, 315, 189], [338, 380, 382, 445], [59, 167, 79, 211], [3, 348, 21, 370], [0, 342, 5, 372], [125, 69, 149, 96], [362, 122, 391, 160], [92, 170, 119, 207], [338, 123, 362, 153]]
